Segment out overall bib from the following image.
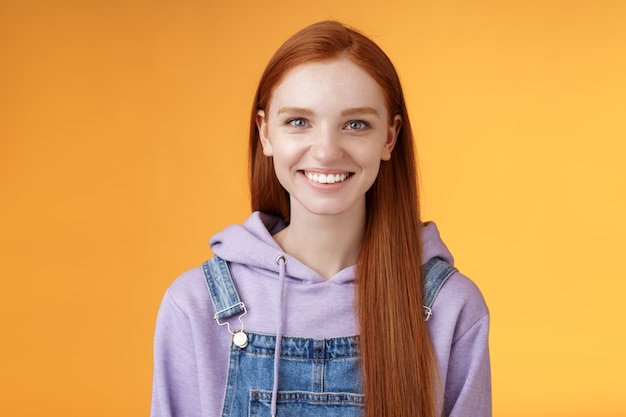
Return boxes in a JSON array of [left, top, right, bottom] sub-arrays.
[[202, 256, 455, 417]]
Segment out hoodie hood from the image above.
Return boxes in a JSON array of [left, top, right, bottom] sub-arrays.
[[210, 211, 455, 283], [422, 221, 455, 266], [210, 212, 286, 270]]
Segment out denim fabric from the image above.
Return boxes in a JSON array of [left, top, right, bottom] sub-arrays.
[[221, 332, 363, 417], [423, 256, 457, 310], [202, 257, 245, 320]]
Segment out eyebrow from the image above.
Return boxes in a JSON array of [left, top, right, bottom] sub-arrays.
[[276, 107, 315, 116], [341, 107, 380, 117], [276, 106, 380, 117]]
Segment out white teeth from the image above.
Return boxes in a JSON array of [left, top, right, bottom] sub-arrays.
[[306, 172, 348, 184]]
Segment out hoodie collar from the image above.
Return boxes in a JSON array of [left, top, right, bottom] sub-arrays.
[[210, 213, 454, 284]]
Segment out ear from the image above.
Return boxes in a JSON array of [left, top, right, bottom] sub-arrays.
[[381, 114, 401, 161], [256, 109, 273, 156]]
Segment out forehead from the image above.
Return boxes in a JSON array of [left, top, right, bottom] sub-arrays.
[[267, 58, 388, 114]]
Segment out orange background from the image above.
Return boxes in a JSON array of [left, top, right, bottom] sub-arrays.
[[1, 0, 625, 416]]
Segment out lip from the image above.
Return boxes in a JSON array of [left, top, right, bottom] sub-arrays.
[[302, 169, 352, 175]]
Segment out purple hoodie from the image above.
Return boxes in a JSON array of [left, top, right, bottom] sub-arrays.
[[151, 212, 491, 416]]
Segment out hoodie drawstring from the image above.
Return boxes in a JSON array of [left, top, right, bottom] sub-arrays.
[[271, 255, 287, 417]]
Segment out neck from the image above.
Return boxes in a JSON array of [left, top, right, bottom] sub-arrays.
[[274, 205, 366, 280]]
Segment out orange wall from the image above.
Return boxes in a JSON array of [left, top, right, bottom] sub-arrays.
[[1, 1, 625, 416]]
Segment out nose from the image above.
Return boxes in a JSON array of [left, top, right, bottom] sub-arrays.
[[310, 127, 343, 163]]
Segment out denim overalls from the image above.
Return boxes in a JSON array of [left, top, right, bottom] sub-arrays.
[[202, 256, 455, 417]]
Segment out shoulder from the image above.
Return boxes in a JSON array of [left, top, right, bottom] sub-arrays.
[[428, 270, 489, 343], [437, 270, 488, 313], [160, 265, 211, 317]]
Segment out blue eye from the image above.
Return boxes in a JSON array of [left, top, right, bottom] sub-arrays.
[[346, 120, 368, 130], [288, 118, 307, 127]]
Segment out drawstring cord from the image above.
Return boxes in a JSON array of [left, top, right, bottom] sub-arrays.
[[271, 255, 287, 417]]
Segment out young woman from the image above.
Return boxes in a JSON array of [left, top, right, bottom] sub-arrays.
[[151, 21, 491, 417]]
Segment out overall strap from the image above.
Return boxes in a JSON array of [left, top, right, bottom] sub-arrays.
[[202, 256, 245, 321], [422, 257, 457, 321]]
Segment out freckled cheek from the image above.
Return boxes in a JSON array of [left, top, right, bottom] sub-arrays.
[[270, 151, 301, 176], [274, 143, 307, 163], [364, 159, 384, 178]]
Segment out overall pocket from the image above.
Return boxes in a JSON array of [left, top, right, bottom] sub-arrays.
[[249, 389, 364, 417]]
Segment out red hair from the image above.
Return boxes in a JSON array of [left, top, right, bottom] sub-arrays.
[[249, 21, 438, 417]]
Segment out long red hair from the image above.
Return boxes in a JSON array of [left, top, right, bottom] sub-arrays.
[[249, 21, 438, 417]]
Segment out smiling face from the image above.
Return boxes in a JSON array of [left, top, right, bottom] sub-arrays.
[[256, 58, 401, 220]]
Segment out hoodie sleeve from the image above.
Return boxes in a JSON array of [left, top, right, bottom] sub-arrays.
[[444, 312, 492, 417], [151, 290, 202, 417]]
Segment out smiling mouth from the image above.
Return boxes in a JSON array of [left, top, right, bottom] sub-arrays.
[[304, 171, 352, 184]]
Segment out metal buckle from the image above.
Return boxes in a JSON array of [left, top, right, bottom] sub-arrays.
[[214, 302, 249, 348]]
